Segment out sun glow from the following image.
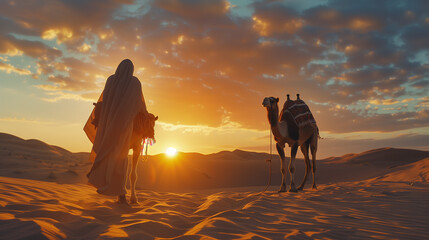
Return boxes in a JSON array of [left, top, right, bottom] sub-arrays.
[[165, 147, 177, 157]]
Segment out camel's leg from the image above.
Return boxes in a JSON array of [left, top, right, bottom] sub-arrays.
[[117, 194, 130, 206], [130, 144, 140, 204], [289, 143, 299, 192], [276, 143, 287, 192], [298, 142, 310, 191], [310, 135, 318, 190]]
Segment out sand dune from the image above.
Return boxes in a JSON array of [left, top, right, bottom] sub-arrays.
[[0, 176, 428, 239], [1, 133, 429, 239], [371, 157, 429, 184], [0, 133, 90, 184]]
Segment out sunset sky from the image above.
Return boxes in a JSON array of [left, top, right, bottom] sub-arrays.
[[0, 0, 428, 158]]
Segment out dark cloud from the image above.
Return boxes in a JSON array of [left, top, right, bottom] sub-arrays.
[[155, 0, 230, 24], [0, 34, 61, 59], [304, 6, 385, 33], [411, 80, 429, 89], [401, 24, 429, 51], [0, 16, 38, 36]]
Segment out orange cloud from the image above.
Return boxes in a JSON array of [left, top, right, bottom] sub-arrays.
[[77, 43, 91, 53], [42, 28, 73, 43], [0, 62, 31, 75], [369, 99, 400, 105]]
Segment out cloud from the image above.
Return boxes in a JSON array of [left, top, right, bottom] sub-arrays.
[[0, 62, 32, 75], [369, 99, 400, 106], [42, 91, 92, 102], [0, 34, 62, 59], [155, 0, 231, 22], [33, 85, 94, 102], [0, 0, 428, 135], [0, 117, 56, 125], [315, 105, 429, 133], [303, 5, 384, 33], [252, 3, 303, 36], [318, 133, 429, 157]]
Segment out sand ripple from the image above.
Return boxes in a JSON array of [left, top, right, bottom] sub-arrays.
[[0, 176, 428, 239]]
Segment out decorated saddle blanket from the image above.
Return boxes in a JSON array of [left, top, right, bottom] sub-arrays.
[[282, 99, 317, 128]]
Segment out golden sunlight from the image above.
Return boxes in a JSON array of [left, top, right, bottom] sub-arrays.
[[165, 147, 177, 157]]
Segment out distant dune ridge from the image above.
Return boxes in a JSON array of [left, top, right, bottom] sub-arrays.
[[0, 132, 428, 239], [1, 132, 428, 191], [0, 133, 91, 184]]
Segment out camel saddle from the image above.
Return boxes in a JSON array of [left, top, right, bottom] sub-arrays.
[[282, 99, 317, 128], [278, 99, 319, 147]]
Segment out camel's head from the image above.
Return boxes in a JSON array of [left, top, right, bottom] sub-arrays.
[[142, 113, 158, 140], [262, 97, 279, 109]]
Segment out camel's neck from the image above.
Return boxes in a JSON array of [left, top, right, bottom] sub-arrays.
[[267, 106, 292, 146], [267, 107, 279, 128]]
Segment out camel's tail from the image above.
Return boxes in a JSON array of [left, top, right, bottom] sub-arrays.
[[316, 126, 323, 140]]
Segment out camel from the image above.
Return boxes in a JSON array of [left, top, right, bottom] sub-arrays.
[[128, 112, 158, 204], [262, 94, 318, 192]]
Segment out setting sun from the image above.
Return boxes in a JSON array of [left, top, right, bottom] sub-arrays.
[[165, 147, 177, 157]]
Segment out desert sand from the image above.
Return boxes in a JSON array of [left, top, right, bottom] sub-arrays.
[[1, 132, 429, 239]]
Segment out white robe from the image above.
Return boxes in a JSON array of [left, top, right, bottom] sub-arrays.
[[84, 59, 144, 196]]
